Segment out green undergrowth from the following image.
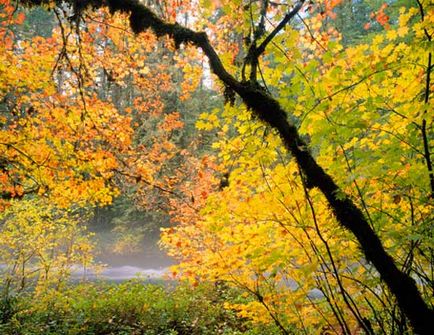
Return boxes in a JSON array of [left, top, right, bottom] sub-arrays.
[[0, 281, 280, 335]]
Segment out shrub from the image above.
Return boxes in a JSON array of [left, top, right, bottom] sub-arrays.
[[1, 281, 281, 335]]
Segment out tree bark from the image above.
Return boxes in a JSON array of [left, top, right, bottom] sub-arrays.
[[19, 0, 434, 333]]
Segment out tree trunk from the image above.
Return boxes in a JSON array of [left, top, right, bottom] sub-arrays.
[[235, 85, 434, 334], [18, 1, 434, 333]]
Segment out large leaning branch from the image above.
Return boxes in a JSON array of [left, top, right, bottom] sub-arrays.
[[18, 0, 434, 333]]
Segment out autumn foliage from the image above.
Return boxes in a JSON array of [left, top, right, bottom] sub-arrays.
[[0, 0, 433, 334], [162, 1, 433, 333]]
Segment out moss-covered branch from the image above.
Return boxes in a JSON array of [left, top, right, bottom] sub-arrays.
[[17, 1, 434, 333]]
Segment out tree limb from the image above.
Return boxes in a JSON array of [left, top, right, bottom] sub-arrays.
[[16, 1, 434, 333]]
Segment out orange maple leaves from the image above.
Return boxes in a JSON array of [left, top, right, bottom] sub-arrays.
[[0, 2, 186, 209], [365, 3, 390, 30]]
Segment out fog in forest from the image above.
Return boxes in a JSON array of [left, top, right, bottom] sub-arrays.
[[76, 198, 175, 281]]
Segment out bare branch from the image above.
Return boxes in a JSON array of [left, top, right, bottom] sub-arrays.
[[256, 0, 305, 57]]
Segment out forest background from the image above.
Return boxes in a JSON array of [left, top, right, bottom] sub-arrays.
[[0, 0, 433, 334]]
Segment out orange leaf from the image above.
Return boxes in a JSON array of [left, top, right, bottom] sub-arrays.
[[16, 12, 25, 24]]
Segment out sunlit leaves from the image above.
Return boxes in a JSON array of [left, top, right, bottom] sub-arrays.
[[0, 2, 188, 211], [162, 2, 434, 333], [0, 199, 94, 293]]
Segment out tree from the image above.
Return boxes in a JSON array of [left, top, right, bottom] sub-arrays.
[[0, 0, 189, 297], [0, 199, 94, 296], [0, 0, 190, 210], [10, 0, 434, 333]]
